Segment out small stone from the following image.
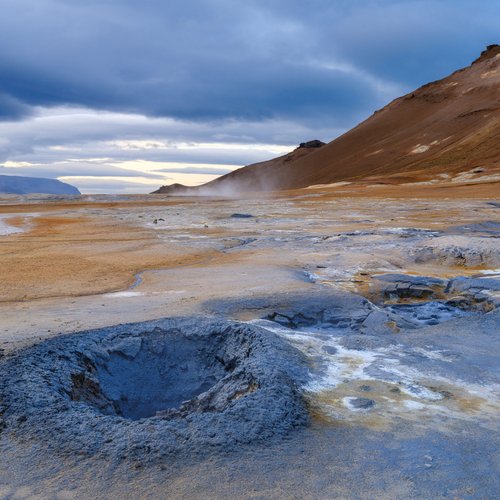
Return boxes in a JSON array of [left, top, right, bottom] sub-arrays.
[[445, 296, 470, 308], [321, 345, 338, 355], [439, 390, 453, 399], [108, 337, 143, 359], [408, 285, 435, 298], [473, 292, 489, 302], [230, 213, 254, 219], [349, 397, 375, 410]]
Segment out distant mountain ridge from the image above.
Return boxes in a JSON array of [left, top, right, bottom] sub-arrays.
[[152, 45, 500, 195], [0, 175, 81, 195]]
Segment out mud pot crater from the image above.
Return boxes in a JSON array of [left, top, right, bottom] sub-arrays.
[[0, 318, 309, 461]]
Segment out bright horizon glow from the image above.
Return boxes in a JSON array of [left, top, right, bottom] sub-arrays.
[[0, 106, 308, 194]]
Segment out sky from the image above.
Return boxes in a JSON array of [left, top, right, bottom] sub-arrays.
[[0, 0, 498, 194]]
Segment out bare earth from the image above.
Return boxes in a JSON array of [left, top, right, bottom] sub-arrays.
[[0, 181, 499, 499]]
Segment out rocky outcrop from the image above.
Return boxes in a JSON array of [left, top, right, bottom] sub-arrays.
[[150, 182, 191, 195], [298, 140, 326, 149]]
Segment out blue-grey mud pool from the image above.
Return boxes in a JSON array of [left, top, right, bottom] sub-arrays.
[[0, 190, 499, 499]]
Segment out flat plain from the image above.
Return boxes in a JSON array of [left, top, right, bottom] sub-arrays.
[[0, 181, 499, 498]]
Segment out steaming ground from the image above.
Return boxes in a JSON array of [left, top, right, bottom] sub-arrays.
[[0, 187, 499, 498]]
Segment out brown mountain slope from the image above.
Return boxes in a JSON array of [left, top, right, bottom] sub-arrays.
[[151, 140, 326, 195], [153, 45, 500, 195]]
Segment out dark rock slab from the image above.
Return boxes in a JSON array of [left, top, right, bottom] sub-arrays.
[[230, 213, 254, 219], [447, 276, 500, 293], [373, 274, 446, 287]]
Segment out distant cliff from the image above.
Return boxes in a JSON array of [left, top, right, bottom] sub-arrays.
[[0, 175, 81, 195]]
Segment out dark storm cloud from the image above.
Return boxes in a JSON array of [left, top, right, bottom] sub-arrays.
[[0, 92, 32, 120], [4, 0, 496, 126], [1, 0, 498, 125], [328, 1, 500, 84]]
